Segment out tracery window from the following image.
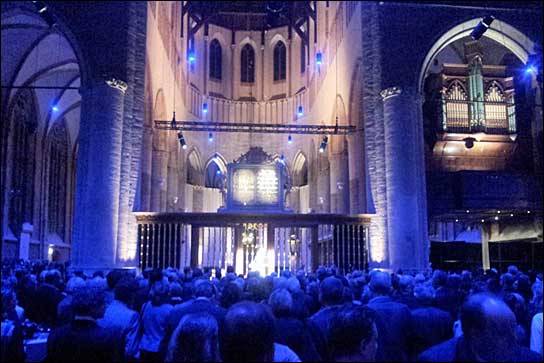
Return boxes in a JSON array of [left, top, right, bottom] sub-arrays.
[[8, 89, 37, 237], [209, 39, 222, 80], [274, 41, 286, 81], [241, 44, 255, 83], [47, 120, 68, 239]]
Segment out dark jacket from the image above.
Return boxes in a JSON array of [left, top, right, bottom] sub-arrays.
[[418, 336, 543, 362], [367, 296, 412, 362], [409, 305, 453, 359], [46, 318, 120, 362], [275, 317, 322, 362]]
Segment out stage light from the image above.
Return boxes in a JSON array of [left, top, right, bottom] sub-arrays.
[[178, 132, 187, 149], [510, 213, 514, 217], [497, 210, 501, 214], [470, 15, 494, 40], [297, 105, 303, 118], [216, 169, 221, 175], [202, 102, 208, 114], [287, 135, 292, 143], [319, 136, 328, 153], [455, 219, 459, 223], [316, 52, 322, 66], [481, 219, 485, 223], [466, 210, 470, 213], [32, 1, 47, 13], [494, 216, 499, 221], [51, 105, 59, 112], [208, 132, 213, 142], [188, 49, 195, 63], [527, 210, 531, 214]]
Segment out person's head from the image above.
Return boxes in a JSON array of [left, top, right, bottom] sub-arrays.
[[414, 284, 434, 305], [71, 284, 106, 319], [329, 304, 378, 362], [65, 276, 86, 295], [1, 288, 16, 318], [194, 280, 215, 299], [398, 275, 415, 295], [106, 269, 125, 290], [369, 271, 391, 296], [220, 283, 243, 309], [507, 265, 519, 276], [221, 301, 276, 362], [500, 273, 515, 290], [320, 276, 344, 306], [166, 312, 220, 362], [268, 288, 292, 318], [460, 293, 517, 360], [432, 270, 447, 289], [150, 278, 170, 306], [114, 277, 138, 306], [503, 292, 527, 324]]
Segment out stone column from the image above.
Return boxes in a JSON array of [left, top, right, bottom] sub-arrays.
[[381, 86, 428, 271], [150, 150, 168, 211], [330, 148, 349, 214], [481, 224, 490, 271], [140, 127, 153, 211], [19, 223, 33, 260], [72, 78, 127, 270]]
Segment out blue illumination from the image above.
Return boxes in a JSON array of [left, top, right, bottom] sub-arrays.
[[51, 105, 59, 112], [216, 169, 221, 175], [297, 105, 303, 117], [316, 52, 322, 66], [208, 132, 213, 142], [525, 65, 537, 75], [202, 102, 208, 114], [287, 135, 293, 143], [188, 50, 195, 63]]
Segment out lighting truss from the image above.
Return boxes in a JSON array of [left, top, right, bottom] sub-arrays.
[[154, 120, 357, 135]]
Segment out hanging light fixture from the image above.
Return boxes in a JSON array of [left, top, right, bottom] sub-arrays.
[[208, 132, 214, 142], [178, 131, 187, 150], [287, 134, 293, 144], [316, 52, 323, 66], [202, 102, 208, 114], [470, 15, 495, 40], [319, 136, 328, 153], [297, 105, 303, 118]]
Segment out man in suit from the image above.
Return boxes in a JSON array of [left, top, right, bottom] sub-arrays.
[[98, 277, 139, 360], [418, 293, 542, 362], [46, 283, 120, 362], [160, 279, 226, 357], [366, 270, 412, 362]]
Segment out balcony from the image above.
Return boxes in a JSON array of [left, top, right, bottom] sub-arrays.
[[186, 85, 309, 124]]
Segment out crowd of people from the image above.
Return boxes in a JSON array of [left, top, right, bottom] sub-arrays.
[[1, 258, 543, 362]]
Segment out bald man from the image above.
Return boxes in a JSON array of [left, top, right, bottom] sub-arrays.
[[418, 293, 542, 362]]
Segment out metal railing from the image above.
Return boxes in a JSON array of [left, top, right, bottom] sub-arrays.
[[134, 212, 371, 275]]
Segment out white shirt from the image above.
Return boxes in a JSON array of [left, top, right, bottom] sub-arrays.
[[530, 312, 543, 355]]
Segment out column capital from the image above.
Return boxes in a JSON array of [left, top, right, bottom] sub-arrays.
[[380, 86, 402, 101], [105, 77, 128, 93]]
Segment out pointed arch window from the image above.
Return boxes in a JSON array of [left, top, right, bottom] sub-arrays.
[[274, 41, 286, 81], [484, 82, 508, 131], [8, 89, 37, 238], [300, 41, 306, 73], [209, 39, 222, 80], [187, 151, 202, 186], [443, 81, 469, 131], [47, 120, 68, 239], [241, 44, 255, 83], [205, 160, 223, 188]]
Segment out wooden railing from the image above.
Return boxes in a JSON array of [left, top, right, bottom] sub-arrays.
[[134, 212, 371, 275]]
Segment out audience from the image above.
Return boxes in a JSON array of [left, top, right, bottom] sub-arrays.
[[1, 258, 543, 363]]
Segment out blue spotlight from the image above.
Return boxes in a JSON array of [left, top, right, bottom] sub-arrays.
[[216, 169, 221, 175], [208, 132, 214, 142], [525, 65, 537, 75], [316, 52, 322, 66], [287, 135, 293, 144], [51, 105, 59, 112], [188, 49, 195, 63], [297, 105, 303, 117], [202, 102, 208, 114], [178, 132, 187, 150]]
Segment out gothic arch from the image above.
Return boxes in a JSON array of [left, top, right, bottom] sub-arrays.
[[186, 147, 204, 186], [292, 151, 308, 187], [418, 18, 538, 93], [152, 89, 167, 151]]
